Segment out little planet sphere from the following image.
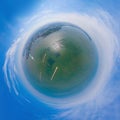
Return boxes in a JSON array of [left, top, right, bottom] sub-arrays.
[[22, 22, 98, 97]]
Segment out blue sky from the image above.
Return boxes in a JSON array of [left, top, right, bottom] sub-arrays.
[[0, 0, 120, 120], [0, 1, 39, 119]]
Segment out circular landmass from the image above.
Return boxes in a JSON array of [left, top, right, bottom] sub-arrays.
[[22, 22, 98, 97]]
